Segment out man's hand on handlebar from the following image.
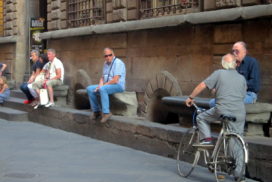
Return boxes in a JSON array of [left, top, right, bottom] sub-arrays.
[[185, 97, 194, 107]]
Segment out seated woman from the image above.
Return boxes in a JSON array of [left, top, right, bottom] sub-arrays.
[[0, 76, 10, 104]]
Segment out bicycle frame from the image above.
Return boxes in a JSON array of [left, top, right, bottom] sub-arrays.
[[192, 103, 248, 167]]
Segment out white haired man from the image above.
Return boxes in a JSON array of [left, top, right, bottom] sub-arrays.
[[186, 53, 247, 181], [186, 53, 247, 145]]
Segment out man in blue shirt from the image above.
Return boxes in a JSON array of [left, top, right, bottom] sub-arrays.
[[86, 48, 126, 123], [209, 41, 260, 107], [232, 41, 260, 103]]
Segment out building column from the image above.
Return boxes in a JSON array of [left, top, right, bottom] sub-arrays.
[[14, 0, 28, 86]]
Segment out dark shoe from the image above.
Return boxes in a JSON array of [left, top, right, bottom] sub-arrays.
[[92, 112, 102, 120], [100, 113, 112, 123], [193, 140, 214, 148]]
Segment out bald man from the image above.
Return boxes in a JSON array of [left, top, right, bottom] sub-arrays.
[[186, 53, 247, 146]]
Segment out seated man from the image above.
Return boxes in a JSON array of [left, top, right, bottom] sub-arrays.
[[32, 48, 64, 108], [0, 62, 7, 76], [209, 41, 260, 107], [86, 48, 126, 123], [186, 53, 247, 145], [20, 50, 45, 104]]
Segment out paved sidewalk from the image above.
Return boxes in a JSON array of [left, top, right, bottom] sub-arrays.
[[0, 119, 255, 182]]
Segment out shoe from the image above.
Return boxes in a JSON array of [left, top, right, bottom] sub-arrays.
[[193, 140, 214, 148], [235, 177, 246, 182], [100, 113, 112, 123], [23, 100, 34, 104], [34, 104, 40, 109], [92, 112, 102, 120], [45, 102, 55, 108]]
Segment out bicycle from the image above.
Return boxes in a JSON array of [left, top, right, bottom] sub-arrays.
[[176, 103, 248, 182]]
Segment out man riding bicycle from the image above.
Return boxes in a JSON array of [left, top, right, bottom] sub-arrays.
[[185, 53, 247, 181], [185, 53, 247, 146]]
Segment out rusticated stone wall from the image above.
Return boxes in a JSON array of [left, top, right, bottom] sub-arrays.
[[4, 0, 17, 36], [46, 19, 272, 105], [47, 0, 67, 30]]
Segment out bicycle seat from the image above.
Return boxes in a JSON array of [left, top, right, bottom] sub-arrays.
[[219, 114, 236, 122]]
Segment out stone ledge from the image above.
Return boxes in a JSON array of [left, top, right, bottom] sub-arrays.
[[76, 89, 138, 116], [53, 85, 69, 106]]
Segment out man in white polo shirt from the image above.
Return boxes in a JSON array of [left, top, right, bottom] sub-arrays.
[[33, 48, 64, 108]]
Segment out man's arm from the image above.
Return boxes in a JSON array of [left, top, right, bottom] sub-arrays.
[[185, 82, 207, 107], [50, 68, 61, 80], [0, 64, 7, 76], [104, 75, 120, 85]]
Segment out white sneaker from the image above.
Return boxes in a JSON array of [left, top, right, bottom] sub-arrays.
[[45, 102, 55, 108], [34, 104, 40, 110]]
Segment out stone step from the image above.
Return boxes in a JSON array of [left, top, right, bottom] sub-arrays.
[[10, 90, 26, 99], [0, 106, 28, 121], [4, 97, 27, 111]]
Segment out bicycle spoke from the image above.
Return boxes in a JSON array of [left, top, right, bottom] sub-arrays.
[[177, 128, 200, 177], [214, 135, 246, 182]]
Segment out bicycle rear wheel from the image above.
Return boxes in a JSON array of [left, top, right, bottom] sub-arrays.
[[177, 128, 200, 177], [214, 134, 246, 182]]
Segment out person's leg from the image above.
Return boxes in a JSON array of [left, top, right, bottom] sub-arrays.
[[20, 82, 34, 101], [45, 80, 62, 106], [0, 89, 10, 103], [32, 80, 45, 107], [27, 84, 37, 98], [244, 91, 257, 104], [196, 107, 219, 141], [86, 85, 100, 112], [209, 98, 216, 108], [99, 84, 124, 114]]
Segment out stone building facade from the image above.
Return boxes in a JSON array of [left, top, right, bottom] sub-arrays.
[[0, 0, 272, 108]]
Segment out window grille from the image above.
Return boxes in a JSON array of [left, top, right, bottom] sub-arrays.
[[140, 0, 199, 19], [67, 0, 104, 28]]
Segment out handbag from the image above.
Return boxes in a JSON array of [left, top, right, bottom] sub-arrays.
[[35, 73, 45, 82], [40, 87, 49, 105]]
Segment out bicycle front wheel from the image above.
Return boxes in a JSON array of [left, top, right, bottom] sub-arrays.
[[214, 134, 246, 182], [177, 128, 200, 177]]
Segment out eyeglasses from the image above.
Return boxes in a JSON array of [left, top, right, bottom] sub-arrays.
[[232, 49, 239, 56], [104, 54, 112, 58]]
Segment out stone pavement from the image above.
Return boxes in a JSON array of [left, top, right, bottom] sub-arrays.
[[0, 119, 257, 182]]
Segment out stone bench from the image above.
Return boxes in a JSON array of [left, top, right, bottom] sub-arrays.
[[162, 96, 272, 137], [76, 89, 138, 116], [53, 85, 69, 106]]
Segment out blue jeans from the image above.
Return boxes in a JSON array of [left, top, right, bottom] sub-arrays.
[[0, 89, 10, 103], [86, 84, 124, 114], [20, 82, 34, 100], [209, 91, 257, 108]]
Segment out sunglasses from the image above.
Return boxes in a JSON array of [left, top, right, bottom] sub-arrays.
[[232, 49, 239, 55], [104, 54, 112, 58]]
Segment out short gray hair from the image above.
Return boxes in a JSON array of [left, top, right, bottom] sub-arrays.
[[31, 49, 39, 57], [221, 54, 236, 69], [47, 48, 56, 55], [104, 47, 114, 54]]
